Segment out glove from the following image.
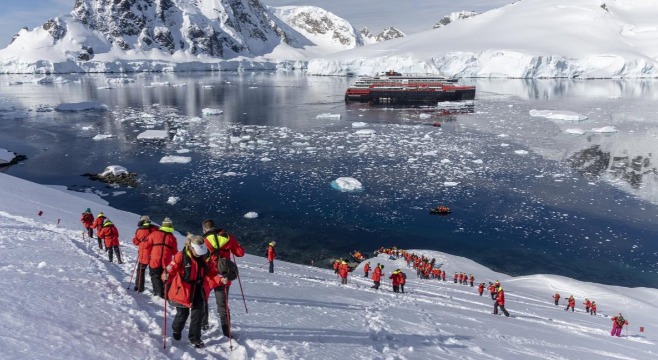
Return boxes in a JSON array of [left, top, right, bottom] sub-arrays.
[[220, 277, 228, 285], [161, 272, 169, 281]]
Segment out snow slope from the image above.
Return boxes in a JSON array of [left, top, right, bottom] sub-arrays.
[[308, 0, 658, 78], [0, 171, 656, 359]]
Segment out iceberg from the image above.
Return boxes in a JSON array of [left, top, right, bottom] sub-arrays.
[[331, 177, 364, 192]]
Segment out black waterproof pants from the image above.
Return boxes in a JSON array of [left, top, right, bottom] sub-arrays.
[[135, 263, 148, 292], [150, 266, 164, 298]]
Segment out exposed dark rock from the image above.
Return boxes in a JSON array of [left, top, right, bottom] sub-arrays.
[[83, 172, 139, 187]]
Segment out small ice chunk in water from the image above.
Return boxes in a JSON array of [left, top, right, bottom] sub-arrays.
[[160, 156, 192, 164], [352, 122, 368, 128], [244, 212, 258, 219], [167, 196, 180, 205], [529, 109, 587, 121], [591, 126, 617, 133], [514, 150, 529, 155], [565, 128, 586, 135], [202, 108, 223, 116], [331, 177, 364, 192], [100, 165, 128, 176], [316, 113, 341, 119]]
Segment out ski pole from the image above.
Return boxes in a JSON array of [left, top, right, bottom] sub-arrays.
[[163, 282, 168, 349], [126, 253, 139, 290], [225, 286, 233, 351], [232, 253, 248, 313]]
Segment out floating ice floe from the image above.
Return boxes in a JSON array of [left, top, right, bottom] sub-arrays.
[[106, 78, 134, 84], [443, 181, 459, 187], [136, 130, 169, 140], [92, 134, 114, 140], [352, 122, 368, 128], [202, 108, 223, 116], [176, 149, 190, 154], [55, 101, 109, 112], [514, 150, 529, 155], [565, 128, 586, 135], [529, 109, 587, 121], [354, 129, 376, 136], [150, 81, 170, 86], [316, 113, 341, 120], [591, 126, 618, 133], [419, 113, 432, 119], [244, 212, 258, 219], [159, 156, 191, 164], [100, 165, 128, 177], [166, 196, 180, 205], [331, 177, 364, 192]]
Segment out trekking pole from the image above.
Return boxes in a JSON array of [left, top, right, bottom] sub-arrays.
[[232, 253, 248, 313], [163, 283, 169, 349], [126, 253, 139, 290], [225, 286, 234, 351]]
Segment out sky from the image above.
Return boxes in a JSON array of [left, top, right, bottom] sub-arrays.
[[0, 170, 657, 359], [0, 0, 513, 47]]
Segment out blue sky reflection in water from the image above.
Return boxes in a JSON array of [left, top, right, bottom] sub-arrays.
[[1, 73, 657, 287]]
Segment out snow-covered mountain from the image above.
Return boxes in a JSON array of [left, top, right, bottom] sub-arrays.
[[1, 171, 657, 359], [308, 0, 658, 78], [433, 11, 479, 29], [0, 0, 362, 73], [358, 26, 405, 45]]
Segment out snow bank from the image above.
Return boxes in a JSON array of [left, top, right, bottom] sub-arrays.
[[100, 165, 128, 177], [0, 148, 16, 164]]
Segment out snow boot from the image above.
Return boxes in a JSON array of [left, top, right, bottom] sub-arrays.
[[116, 248, 123, 264], [173, 332, 181, 341], [191, 340, 205, 348]]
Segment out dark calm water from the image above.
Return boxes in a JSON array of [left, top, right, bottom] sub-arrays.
[[1, 72, 657, 288]]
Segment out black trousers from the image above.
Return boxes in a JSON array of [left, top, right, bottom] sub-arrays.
[[107, 246, 122, 263], [150, 266, 164, 297], [213, 285, 230, 326], [97, 237, 103, 249], [400, 284, 405, 293], [392, 285, 399, 293], [135, 263, 148, 292], [172, 306, 203, 342], [86, 227, 94, 238], [269, 261, 274, 273], [372, 281, 380, 289]]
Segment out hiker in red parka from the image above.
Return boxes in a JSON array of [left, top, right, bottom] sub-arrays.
[[389, 269, 402, 293], [201, 219, 245, 336], [92, 212, 107, 250], [453, 272, 458, 283], [371, 264, 383, 289], [132, 215, 159, 292], [590, 301, 597, 315], [610, 313, 628, 337], [488, 282, 497, 300], [469, 274, 475, 287], [144, 217, 178, 298], [553, 292, 560, 306], [441, 270, 446, 281], [98, 218, 123, 264], [162, 234, 225, 349], [478, 283, 485, 296], [333, 259, 340, 274], [458, 273, 464, 284], [565, 295, 575, 312], [493, 286, 510, 317], [363, 262, 371, 278], [399, 270, 407, 293], [339, 260, 349, 285], [583, 298, 592, 314], [80, 208, 94, 238], [266, 241, 276, 273]]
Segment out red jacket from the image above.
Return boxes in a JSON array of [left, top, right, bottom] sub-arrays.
[[554, 293, 561, 301], [371, 266, 382, 282], [363, 263, 370, 273], [164, 247, 222, 308], [568, 297, 576, 307], [92, 214, 106, 235], [267, 245, 276, 261], [203, 230, 245, 264], [496, 289, 505, 306], [339, 262, 349, 278], [478, 283, 485, 293], [145, 228, 178, 269], [132, 224, 159, 265], [80, 212, 94, 228], [389, 272, 401, 285], [98, 220, 120, 248]]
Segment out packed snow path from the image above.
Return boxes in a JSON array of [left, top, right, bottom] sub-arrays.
[[0, 173, 656, 359]]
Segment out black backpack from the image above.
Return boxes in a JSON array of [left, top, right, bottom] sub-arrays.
[[217, 257, 239, 281]]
